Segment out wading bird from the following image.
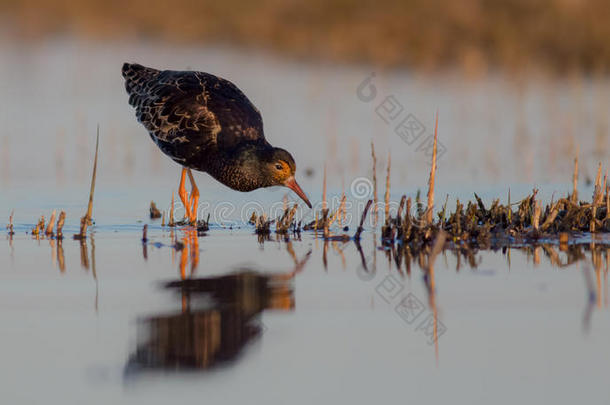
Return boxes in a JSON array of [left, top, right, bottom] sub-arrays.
[[122, 63, 312, 224]]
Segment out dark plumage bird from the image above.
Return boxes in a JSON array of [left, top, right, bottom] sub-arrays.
[[121, 62, 311, 223]]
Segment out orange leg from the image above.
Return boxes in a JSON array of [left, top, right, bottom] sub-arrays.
[[178, 168, 192, 222], [187, 169, 199, 224]]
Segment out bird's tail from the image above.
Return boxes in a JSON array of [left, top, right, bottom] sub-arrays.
[[121, 63, 160, 97]]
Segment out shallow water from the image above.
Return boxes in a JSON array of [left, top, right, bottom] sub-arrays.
[[1, 38, 610, 404], [2, 227, 609, 404]]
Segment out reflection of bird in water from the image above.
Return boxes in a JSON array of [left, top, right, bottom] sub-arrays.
[[124, 271, 294, 374], [122, 63, 312, 224]]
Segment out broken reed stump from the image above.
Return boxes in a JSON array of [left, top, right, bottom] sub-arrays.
[[73, 216, 88, 241], [354, 199, 373, 241], [196, 213, 210, 233], [45, 210, 57, 237], [150, 201, 162, 219], [254, 213, 272, 235], [7, 210, 14, 236], [56, 211, 66, 239], [32, 215, 45, 237]]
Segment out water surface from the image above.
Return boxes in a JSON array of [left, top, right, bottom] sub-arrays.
[[1, 39, 609, 404]]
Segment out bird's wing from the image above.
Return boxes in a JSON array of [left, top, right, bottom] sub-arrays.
[[122, 63, 266, 163]]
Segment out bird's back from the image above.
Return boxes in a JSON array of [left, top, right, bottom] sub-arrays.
[[122, 63, 267, 170]]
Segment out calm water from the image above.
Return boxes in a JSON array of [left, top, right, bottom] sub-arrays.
[[1, 38, 609, 404]]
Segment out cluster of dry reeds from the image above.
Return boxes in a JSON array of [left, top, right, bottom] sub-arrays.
[[5, 130, 100, 242], [302, 164, 347, 238], [26, 210, 68, 240], [378, 116, 609, 257], [153, 195, 209, 232], [249, 204, 300, 237], [292, 113, 609, 257]]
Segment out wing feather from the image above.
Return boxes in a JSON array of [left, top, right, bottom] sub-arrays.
[[122, 63, 266, 165]]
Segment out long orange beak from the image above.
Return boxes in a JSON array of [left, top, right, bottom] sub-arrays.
[[284, 176, 312, 208]]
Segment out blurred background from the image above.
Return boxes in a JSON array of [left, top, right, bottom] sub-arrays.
[[3, 0, 610, 74], [0, 0, 608, 217]]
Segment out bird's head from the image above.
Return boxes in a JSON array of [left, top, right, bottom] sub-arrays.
[[260, 147, 312, 208]]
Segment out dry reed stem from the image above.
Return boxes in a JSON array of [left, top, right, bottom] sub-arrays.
[[507, 188, 511, 224], [322, 163, 327, 212], [540, 202, 559, 231], [7, 210, 14, 235], [593, 162, 603, 206], [277, 204, 298, 233], [56, 211, 66, 239], [426, 112, 439, 224], [339, 178, 345, 225], [591, 162, 603, 232], [603, 169, 607, 201], [324, 196, 346, 238], [32, 216, 45, 237], [371, 142, 378, 225], [162, 211, 165, 227], [85, 127, 100, 225], [76, 216, 88, 239], [384, 151, 391, 224], [572, 155, 579, 203], [74, 128, 99, 239], [169, 191, 175, 226], [74, 125, 100, 240], [532, 201, 541, 231], [606, 184, 609, 220], [255, 213, 272, 235], [339, 192, 346, 226], [45, 210, 56, 236]]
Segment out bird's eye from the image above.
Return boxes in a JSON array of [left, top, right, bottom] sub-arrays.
[[275, 163, 283, 171]]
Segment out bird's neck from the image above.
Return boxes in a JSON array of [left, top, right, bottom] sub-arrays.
[[206, 144, 269, 192]]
